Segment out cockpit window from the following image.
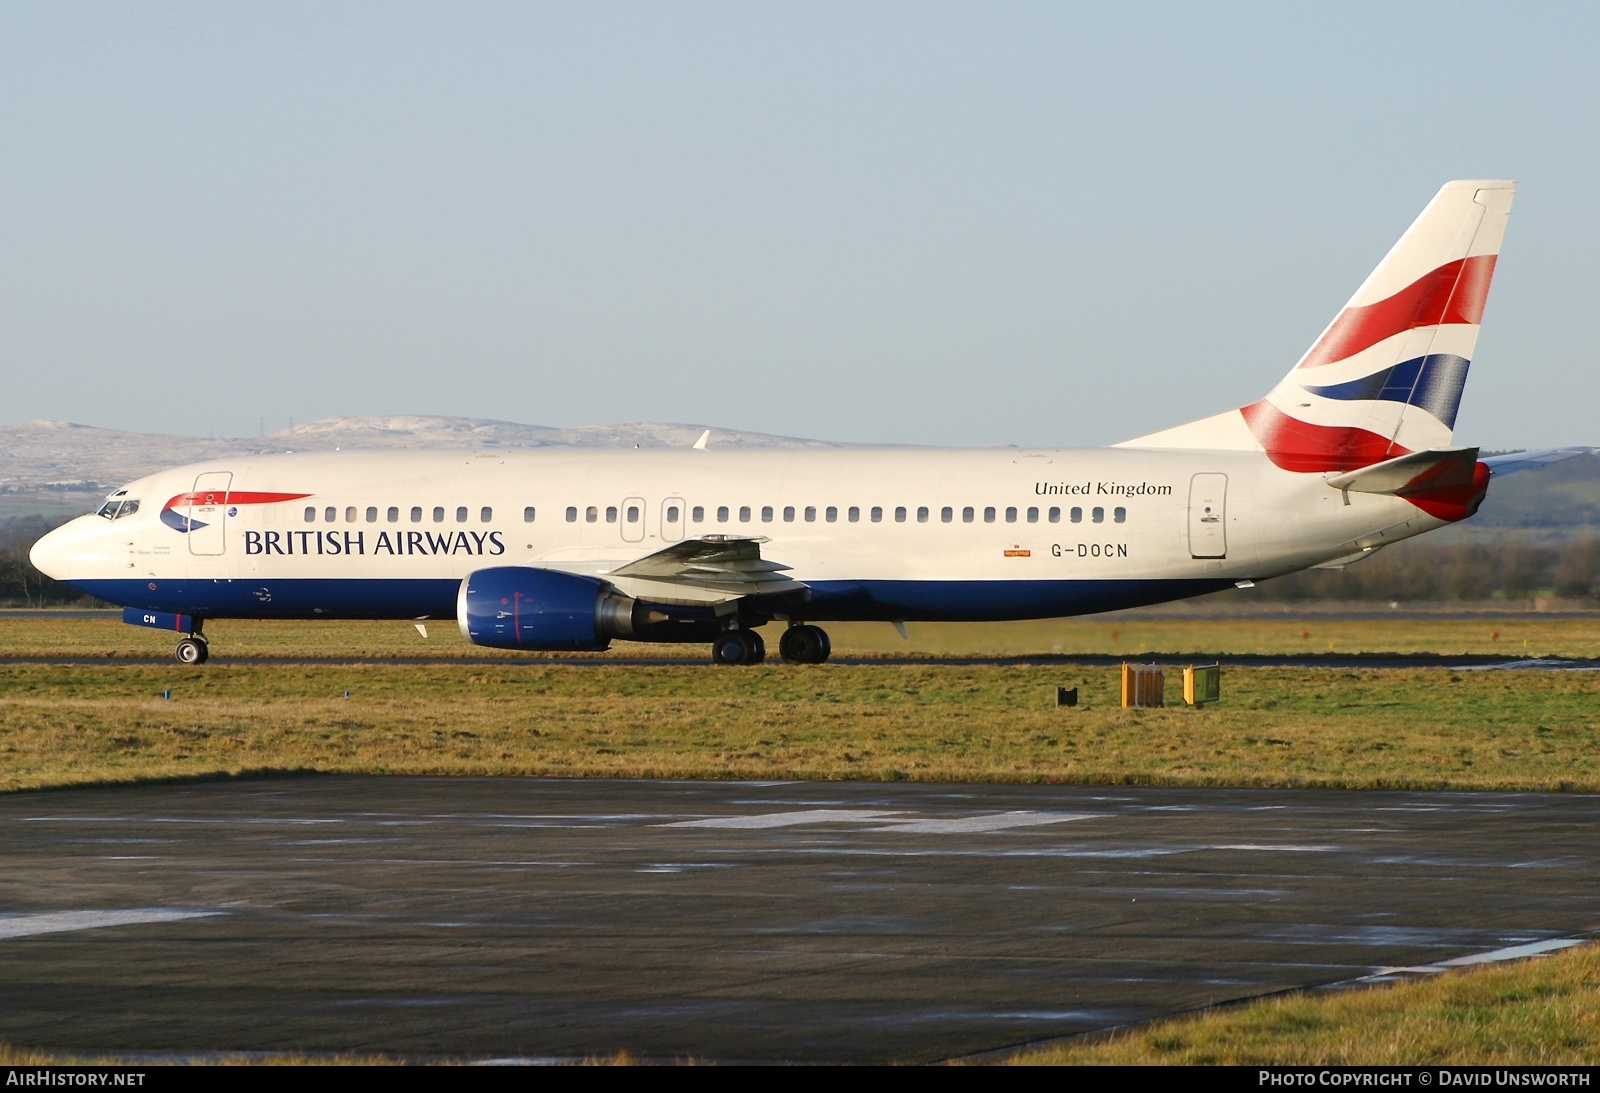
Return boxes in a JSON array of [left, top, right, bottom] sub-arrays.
[[97, 498, 141, 520], [94, 488, 141, 520]]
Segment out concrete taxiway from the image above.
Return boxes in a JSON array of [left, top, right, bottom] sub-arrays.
[[0, 777, 1596, 1063]]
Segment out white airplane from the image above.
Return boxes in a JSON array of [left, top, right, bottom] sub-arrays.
[[27, 180, 1582, 665]]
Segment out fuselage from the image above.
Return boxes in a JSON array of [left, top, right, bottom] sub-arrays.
[[30, 445, 1453, 625]]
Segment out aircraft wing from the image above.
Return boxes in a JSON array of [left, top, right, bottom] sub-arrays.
[[605, 536, 808, 597], [1482, 447, 1596, 476]]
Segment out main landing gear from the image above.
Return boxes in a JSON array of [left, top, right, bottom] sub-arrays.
[[710, 624, 832, 666], [174, 621, 209, 665], [711, 629, 765, 666], [778, 623, 831, 665]]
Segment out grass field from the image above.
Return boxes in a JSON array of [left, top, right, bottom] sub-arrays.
[[1008, 942, 1600, 1066], [0, 616, 1596, 793], [3, 612, 1599, 660]]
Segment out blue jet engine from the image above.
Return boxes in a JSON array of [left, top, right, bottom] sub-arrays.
[[456, 566, 647, 651]]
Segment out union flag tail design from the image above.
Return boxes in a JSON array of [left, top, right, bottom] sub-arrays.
[[1120, 181, 1514, 472]]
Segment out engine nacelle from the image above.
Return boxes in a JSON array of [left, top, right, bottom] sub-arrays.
[[457, 567, 644, 651]]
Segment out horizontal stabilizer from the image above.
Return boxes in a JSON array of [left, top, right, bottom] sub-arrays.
[[607, 536, 807, 597], [1324, 446, 1479, 495], [1482, 447, 1596, 476]]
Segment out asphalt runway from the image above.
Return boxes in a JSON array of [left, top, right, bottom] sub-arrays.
[[1, 778, 1597, 1063]]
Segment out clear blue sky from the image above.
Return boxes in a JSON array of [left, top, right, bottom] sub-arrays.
[[2, 1, 1595, 448]]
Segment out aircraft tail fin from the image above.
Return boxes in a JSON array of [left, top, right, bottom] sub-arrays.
[[1118, 180, 1514, 471]]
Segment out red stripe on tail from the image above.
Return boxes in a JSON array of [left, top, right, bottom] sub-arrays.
[[1240, 400, 1407, 472], [1298, 254, 1497, 369]]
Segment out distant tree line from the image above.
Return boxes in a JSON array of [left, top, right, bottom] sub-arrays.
[[0, 516, 106, 608], [2, 515, 1597, 607], [1255, 537, 1600, 602]]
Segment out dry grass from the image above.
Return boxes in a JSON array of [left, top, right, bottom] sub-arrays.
[[3, 613, 1599, 660], [0, 659, 1596, 793], [1009, 943, 1600, 1065]]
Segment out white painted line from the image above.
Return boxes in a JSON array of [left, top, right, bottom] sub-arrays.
[[877, 812, 1097, 834], [1207, 844, 1341, 853], [1365, 938, 1588, 980], [663, 809, 904, 829], [0, 909, 222, 940]]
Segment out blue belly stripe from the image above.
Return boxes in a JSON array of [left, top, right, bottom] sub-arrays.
[[72, 576, 1236, 626]]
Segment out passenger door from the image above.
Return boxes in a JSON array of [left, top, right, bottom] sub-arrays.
[[187, 472, 232, 556], [1187, 473, 1227, 559]]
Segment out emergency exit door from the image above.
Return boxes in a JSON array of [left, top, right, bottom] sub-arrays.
[[1188, 473, 1227, 559]]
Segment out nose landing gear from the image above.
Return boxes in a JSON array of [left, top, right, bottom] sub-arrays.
[[174, 620, 209, 665], [174, 636, 209, 665]]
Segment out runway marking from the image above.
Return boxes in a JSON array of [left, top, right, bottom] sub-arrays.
[[1357, 937, 1591, 982], [874, 812, 1097, 834], [663, 809, 905, 829], [663, 809, 1097, 833], [0, 909, 222, 940]]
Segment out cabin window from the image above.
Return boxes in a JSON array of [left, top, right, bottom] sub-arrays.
[[305, 506, 316, 523], [342, 506, 355, 523], [941, 506, 953, 523], [1070, 506, 1083, 523], [1114, 506, 1126, 523], [804, 506, 816, 522], [452, 506, 466, 523], [1092, 506, 1104, 523], [783, 505, 795, 522], [917, 506, 929, 523], [848, 506, 860, 523], [739, 505, 752, 523], [691, 506, 704, 523], [962, 506, 974, 523], [523, 506, 536, 522], [605, 506, 617, 523], [1026, 506, 1039, 523], [433, 506, 445, 523], [324, 506, 336, 522], [626, 505, 640, 523], [894, 506, 907, 523], [1048, 506, 1060, 523], [411, 506, 423, 523], [565, 506, 577, 523], [717, 505, 729, 523], [366, 506, 378, 523], [388, 506, 400, 523], [761, 505, 774, 523], [870, 506, 883, 523], [476, 507, 489, 522], [1005, 506, 1018, 523], [826, 506, 838, 522], [665, 505, 679, 523], [586, 506, 598, 523], [983, 506, 996, 523]]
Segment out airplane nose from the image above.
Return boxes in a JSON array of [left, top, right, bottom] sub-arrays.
[[28, 525, 70, 581]]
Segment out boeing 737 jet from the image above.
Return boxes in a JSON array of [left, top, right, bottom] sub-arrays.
[[29, 180, 1581, 664]]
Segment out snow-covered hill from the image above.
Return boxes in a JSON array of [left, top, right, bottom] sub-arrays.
[[0, 415, 840, 516]]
